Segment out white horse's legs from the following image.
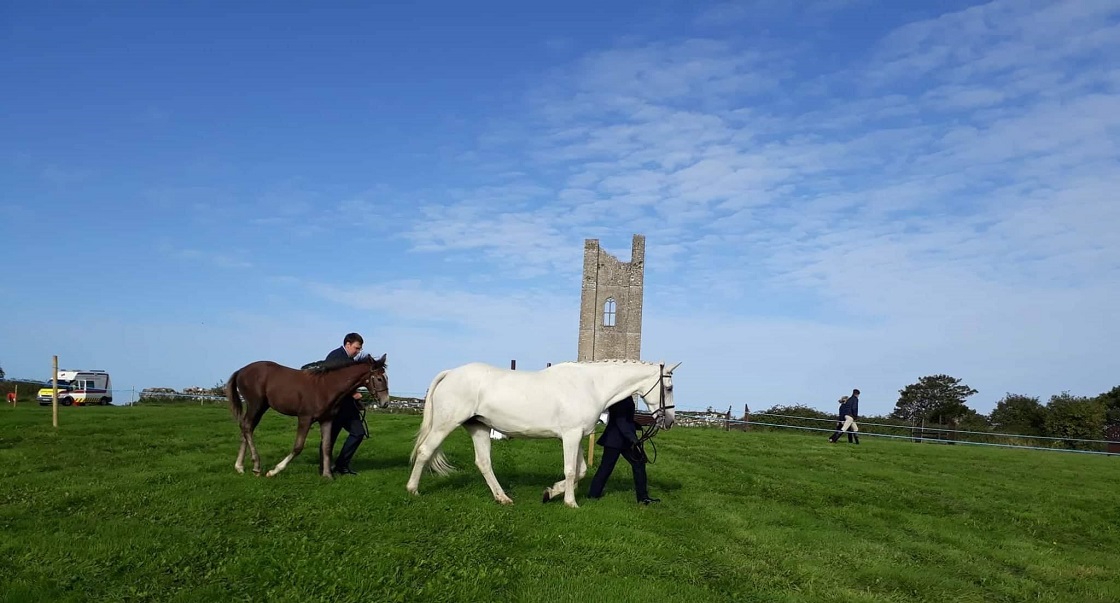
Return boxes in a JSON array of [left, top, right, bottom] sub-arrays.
[[464, 423, 509, 504], [560, 430, 584, 508], [544, 445, 587, 503], [464, 422, 513, 505], [406, 423, 458, 496]]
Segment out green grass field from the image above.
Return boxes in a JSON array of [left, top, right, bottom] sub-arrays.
[[2, 404, 1118, 602]]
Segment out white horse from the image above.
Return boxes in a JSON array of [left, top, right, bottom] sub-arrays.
[[406, 359, 679, 508]]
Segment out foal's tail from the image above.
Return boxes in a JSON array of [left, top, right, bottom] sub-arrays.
[[226, 368, 244, 422], [411, 369, 455, 475]]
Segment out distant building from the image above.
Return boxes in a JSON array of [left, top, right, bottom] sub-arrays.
[[577, 234, 645, 362]]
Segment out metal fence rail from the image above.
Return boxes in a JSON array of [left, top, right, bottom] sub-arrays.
[[672, 407, 1120, 455]]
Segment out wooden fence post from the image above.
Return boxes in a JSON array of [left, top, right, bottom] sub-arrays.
[[510, 359, 516, 370], [52, 355, 59, 428], [725, 406, 732, 431]]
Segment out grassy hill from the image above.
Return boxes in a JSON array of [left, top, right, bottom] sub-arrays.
[[1, 404, 1118, 602]]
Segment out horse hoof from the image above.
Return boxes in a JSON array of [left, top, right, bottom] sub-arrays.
[[234, 466, 244, 474], [541, 489, 551, 503], [497, 496, 514, 505], [265, 471, 276, 478]]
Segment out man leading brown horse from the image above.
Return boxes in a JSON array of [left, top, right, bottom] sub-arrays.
[[227, 351, 388, 479]]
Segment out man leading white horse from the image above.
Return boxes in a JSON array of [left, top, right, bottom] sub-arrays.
[[406, 359, 679, 508]]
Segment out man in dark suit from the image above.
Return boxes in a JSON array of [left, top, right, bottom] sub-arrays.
[[587, 395, 659, 504], [324, 332, 367, 475]]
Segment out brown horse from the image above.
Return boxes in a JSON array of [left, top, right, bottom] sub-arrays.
[[227, 354, 388, 479]]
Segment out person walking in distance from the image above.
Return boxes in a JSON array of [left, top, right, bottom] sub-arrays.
[[846, 388, 860, 443], [324, 332, 368, 475], [828, 389, 860, 444]]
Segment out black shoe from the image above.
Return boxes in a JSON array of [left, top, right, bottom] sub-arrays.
[[639, 497, 660, 505], [541, 489, 551, 503], [333, 466, 358, 476]]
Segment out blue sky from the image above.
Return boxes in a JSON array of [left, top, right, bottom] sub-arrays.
[[2, 0, 1117, 416]]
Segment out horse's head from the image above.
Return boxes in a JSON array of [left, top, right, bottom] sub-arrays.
[[362, 353, 390, 404], [643, 361, 680, 430]]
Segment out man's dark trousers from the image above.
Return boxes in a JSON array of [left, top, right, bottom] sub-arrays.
[[588, 445, 649, 501], [330, 399, 365, 471]]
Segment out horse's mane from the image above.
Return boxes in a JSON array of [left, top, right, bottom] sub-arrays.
[[301, 356, 385, 374], [551, 359, 661, 367]]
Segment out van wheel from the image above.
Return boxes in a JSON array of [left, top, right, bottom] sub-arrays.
[[99, 398, 110, 406], [61, 397, 73, 406]]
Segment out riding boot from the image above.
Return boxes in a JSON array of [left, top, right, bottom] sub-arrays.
[[853, 434, 860, 445]]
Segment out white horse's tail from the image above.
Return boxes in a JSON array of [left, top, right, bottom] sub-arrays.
[[411, 369, 456, 476]]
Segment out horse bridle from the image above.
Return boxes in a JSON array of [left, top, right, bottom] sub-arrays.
[[357, 367, 388, 440], [640, 362, 675, 422], [634, 363, 674, 464]]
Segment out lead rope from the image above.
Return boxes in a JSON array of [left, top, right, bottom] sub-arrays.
[[359, 402, 370, 440], [633, 421, 660, 464]]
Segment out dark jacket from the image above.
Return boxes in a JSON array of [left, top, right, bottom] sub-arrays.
[[847, 395, 859, 419], [325, 347, 360, 410], [325, 346, 352, 366], [597, 396, 639, 450], [837, 401, 851, 421]]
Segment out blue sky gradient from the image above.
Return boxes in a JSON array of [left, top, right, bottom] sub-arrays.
[[3, 0, 1117, 415]]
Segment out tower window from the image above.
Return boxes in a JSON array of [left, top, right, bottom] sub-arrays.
[[603, 298, 616, 327]]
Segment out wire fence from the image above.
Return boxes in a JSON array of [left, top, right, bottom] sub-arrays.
[[674, 409, 1120, 456], [14, 384, 1117, 456]]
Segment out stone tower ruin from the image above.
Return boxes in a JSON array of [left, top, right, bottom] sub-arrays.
[[577, 234, 645, 362]]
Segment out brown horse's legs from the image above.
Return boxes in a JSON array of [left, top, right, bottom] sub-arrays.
[[265, 416, 313, 477], [320, 420, 334, 479], [235, 435, 248, 474], [245, 404, 269, 475]]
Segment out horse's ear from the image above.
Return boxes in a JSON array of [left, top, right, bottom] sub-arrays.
[[667, 361, 682, 373], [376, 353, 387, 365]]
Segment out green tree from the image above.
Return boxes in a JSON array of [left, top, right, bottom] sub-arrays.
[[1094, 385, 1120, 425], [0, 363, 5, 381], [989, 393, 1046, 435], [1043, 392, 1106, 450], [957, 407, 992, 431], [890, 374, 978, 424]]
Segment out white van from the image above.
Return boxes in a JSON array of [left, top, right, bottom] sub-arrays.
[[37, 370, 113, 406]]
